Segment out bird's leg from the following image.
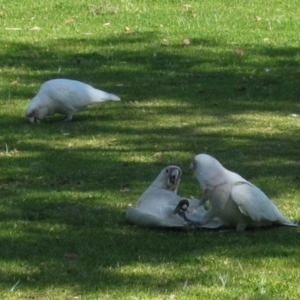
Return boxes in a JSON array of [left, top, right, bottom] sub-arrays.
[[186, 197, 207, 211], [199, 189, 212, 206], [174, 199, 203, 227]]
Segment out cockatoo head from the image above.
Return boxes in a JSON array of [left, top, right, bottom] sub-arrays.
[[152, 166, 182, 192], [190, 154, 225, 190], [25, 97, 47, 123]]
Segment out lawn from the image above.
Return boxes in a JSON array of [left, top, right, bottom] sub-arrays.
[[0, 0, 300, 299]]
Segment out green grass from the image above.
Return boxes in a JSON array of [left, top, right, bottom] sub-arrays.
[[1, 0, 300, 299]]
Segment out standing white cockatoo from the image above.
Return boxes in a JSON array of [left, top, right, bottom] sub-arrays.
[[25, 79, 121, 122], [175, 154, 298, 231], [126, 165, 221, 228]]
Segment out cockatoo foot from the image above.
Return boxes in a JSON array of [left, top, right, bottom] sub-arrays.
[[174, 199, 189, 215], [174, 199, 202, 226]]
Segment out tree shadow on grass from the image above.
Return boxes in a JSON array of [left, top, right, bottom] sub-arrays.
[[0, 198, 299, 295], [0, 32, 300, 294], [0, 122, 300, 194], [0, 33, 299, 111]]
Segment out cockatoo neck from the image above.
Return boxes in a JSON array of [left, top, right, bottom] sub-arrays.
[[151, 177, 177, 191], [151, 179, 168, 190]]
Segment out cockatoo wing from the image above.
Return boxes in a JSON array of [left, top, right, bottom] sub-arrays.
[[136, 187, 180, 211], [126, 204, 222, 228], [44, 79, 119, 112], [189, 209, 225, 229], [231, 181, 297, 225], [126, 206, 184, 227]]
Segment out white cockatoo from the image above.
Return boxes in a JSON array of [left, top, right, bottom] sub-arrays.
[[175, 154, 298, 231], [25, 78, 121, 122], [126, 165, 222, 228]]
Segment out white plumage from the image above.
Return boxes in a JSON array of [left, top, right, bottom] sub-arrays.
[[126, 166, 218, 228], [25, 78, 121, 122], [180, 153, 298, 231]]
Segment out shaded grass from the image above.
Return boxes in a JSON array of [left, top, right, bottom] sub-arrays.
[[0, 0, 300, 299]]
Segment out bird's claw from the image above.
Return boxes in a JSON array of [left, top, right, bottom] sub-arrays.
[[174, 199, 202, 227], [174, 199, 189, 215]]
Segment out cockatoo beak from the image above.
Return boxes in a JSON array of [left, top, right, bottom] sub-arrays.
[[26, 110, 40, 123], [167, 167, 182, 192]]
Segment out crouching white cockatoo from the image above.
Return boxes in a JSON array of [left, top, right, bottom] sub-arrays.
[[25, 78, 121, 123], [126, 165, 222, 228], [175, 154, 298, 231]]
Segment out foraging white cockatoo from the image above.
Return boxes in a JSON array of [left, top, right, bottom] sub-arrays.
[[126, 165, 221, 228], [25, 78, 121, 122], [175, 154, 298, 231]]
